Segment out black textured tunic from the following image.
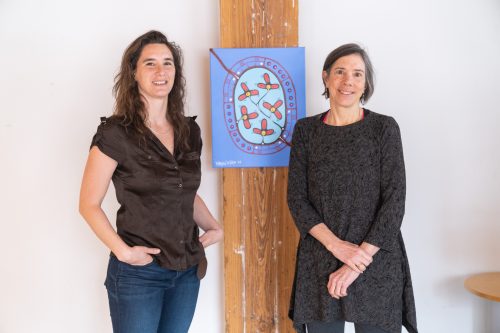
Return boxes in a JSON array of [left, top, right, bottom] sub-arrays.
[[287, 109, 417, 333]]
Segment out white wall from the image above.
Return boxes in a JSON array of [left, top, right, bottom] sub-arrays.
[[1, 0, 499, 332], [0, 1, 222, 333], [299, 0, 500, 332]]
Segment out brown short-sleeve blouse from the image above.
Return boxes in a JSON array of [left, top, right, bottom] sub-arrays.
[[91, 116, 205, 272]]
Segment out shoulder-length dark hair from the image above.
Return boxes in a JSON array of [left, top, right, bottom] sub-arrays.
[[113, 30, 190, 152], [322, 43, 375, 104]]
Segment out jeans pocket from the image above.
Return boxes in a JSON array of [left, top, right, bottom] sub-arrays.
[[121, 257, 157, 269], [110, 253, 157, 270]]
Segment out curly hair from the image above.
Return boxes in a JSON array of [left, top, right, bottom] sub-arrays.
[[113, 30, 190, 151]]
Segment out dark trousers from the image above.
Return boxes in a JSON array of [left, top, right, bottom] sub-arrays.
[[105, 255, 200, 333], [307, 320, 391, 333]]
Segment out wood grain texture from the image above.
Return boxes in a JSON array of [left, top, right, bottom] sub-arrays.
[[220, 0, 298, 48], [220, 1, 299, 332]]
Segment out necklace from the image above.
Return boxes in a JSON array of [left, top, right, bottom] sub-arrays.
[[147, 121, 171, 136], [149, 127, 170, 135]]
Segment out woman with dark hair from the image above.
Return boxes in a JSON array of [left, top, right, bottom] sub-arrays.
[[287, 44, 417, 333], [79, 30, 222, 333]]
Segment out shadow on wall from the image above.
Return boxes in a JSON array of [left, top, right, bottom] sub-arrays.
[[435, 275, 492, 332]]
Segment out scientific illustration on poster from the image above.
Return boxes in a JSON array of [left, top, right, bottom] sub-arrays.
[[210, 47, 305, 168]]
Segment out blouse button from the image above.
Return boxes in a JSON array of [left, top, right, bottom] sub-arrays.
[[174, 165, 179, 170], [147, 155, 152, 160], [178, 183, 183, 188]]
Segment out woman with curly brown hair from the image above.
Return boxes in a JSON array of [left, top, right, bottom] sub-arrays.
[[79, 30, 222, 333]]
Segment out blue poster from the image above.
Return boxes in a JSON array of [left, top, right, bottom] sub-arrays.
[[210, 47, 305, 168]]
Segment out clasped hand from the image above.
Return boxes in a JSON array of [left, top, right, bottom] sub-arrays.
[[327, 241, 373, 299], [327, 264, 360, 299], [330, 240, 372, 273]]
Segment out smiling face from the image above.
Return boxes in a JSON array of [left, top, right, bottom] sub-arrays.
[[134, 43, 175, 102], [323, 53, 366, 110]]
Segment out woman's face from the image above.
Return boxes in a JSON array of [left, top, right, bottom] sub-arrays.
[[323, 53, 366, 109], [134, 43, 176, 102]]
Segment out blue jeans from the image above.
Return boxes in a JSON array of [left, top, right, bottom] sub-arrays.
[[105, 255, 200, 333], [307, 320, 390, 333]]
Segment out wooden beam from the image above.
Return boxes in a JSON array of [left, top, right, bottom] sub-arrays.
[[220, 1, 299, 332]]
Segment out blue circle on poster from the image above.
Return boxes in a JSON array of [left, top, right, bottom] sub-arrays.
[[222, 56, 296, 155]]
